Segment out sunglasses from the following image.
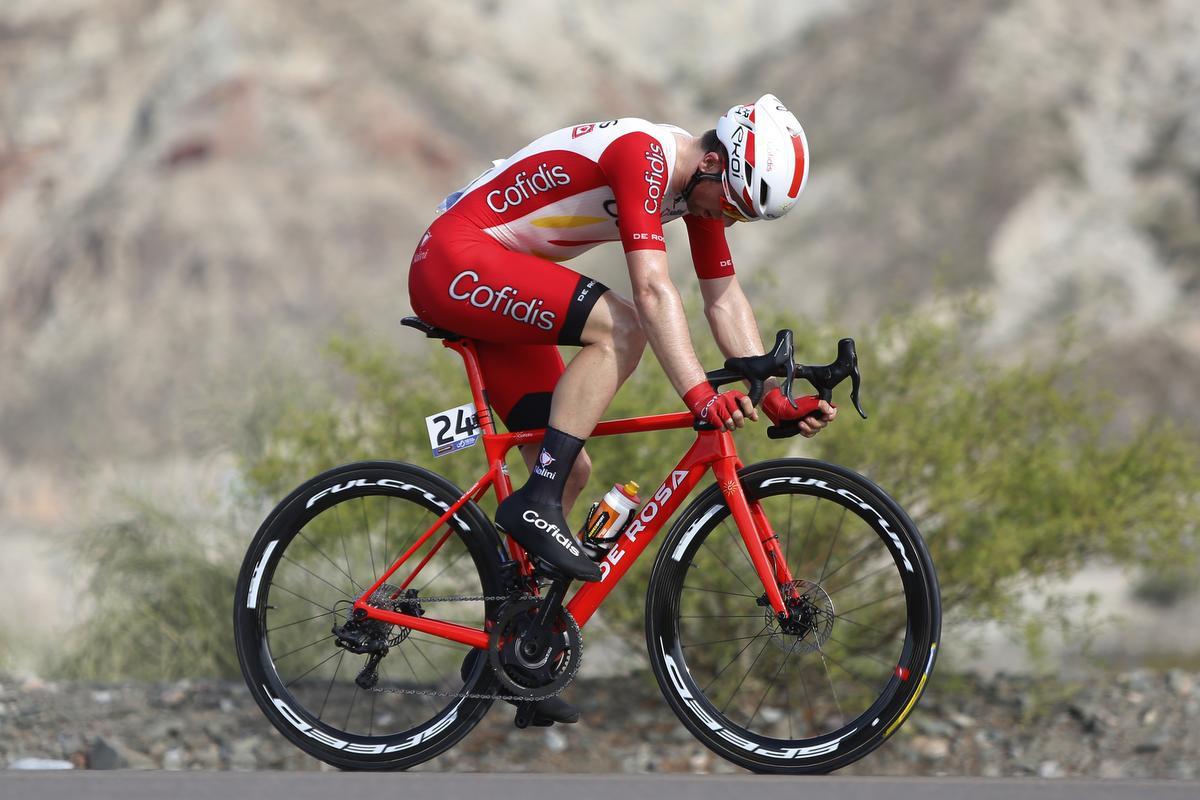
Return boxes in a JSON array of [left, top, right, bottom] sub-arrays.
[[720, 173, 758, 223]]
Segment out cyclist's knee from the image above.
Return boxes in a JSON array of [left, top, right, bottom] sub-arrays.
[[607, 296, 646, 369]]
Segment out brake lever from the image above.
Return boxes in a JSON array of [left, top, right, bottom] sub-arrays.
[[777, 331, 797, 410], [839, 338, 867, 420], [787, 338, 867, 422]]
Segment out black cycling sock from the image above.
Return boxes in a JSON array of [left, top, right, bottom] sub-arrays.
[[523, 427, 584, 507]]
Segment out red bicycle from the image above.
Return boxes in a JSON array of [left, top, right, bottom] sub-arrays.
[[234, 318, 940, 773]]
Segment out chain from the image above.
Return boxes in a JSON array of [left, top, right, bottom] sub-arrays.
[[363, 592, 576, 703]]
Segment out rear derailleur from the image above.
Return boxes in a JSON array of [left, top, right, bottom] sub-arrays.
[[331, 584, 424, 690]]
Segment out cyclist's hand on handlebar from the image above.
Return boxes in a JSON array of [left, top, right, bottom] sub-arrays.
[[763, 388, 838, 439], [683, 382, 758, 430]]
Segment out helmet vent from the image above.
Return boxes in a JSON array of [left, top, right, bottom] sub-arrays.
[[760, 182, 771, 209]]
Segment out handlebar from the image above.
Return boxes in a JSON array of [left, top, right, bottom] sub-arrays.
[[703, 330, 868, 438]]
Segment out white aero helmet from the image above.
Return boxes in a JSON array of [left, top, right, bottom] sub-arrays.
[[715, 93, 810, 222]]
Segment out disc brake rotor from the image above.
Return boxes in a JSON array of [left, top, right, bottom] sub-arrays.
[[767, 579, 835, 654]]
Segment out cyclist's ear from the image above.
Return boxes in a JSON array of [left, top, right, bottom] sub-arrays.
[[699, 151, 723, 174]]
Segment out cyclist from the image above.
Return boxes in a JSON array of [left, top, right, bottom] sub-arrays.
[[409, 94, 836, 723]]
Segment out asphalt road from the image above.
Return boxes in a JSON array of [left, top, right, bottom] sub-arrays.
[[2, 773, 1200, 800]]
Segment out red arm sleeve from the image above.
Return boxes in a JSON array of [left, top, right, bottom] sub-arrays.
[[684, 214, 735, 279], [597, 132, 669, 254]]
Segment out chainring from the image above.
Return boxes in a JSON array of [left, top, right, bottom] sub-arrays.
[[487, 599, 581, 699]]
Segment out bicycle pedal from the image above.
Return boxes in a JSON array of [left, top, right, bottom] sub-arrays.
[[513, 701, 536, 729]]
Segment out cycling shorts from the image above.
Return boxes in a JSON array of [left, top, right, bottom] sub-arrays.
[[408, 212, 610, 430]]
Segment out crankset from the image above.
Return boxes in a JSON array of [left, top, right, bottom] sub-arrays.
[[487, 597, 582, 700]]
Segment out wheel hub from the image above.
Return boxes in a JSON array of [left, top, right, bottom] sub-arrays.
[[764, 579, 835, 654]]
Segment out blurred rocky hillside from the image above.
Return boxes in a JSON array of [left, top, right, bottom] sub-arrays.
[[1, 0, 1198, 653]]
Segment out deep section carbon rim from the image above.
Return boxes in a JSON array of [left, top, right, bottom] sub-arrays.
[[647, 460, 939, 773], [235, 464, 503, 768]]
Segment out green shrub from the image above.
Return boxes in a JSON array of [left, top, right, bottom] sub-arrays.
[[54, 497, 242, 680]]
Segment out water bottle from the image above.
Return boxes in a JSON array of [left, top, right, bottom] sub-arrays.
[[580, 481, 641, 560]]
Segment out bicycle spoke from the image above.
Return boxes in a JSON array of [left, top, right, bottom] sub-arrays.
[[679, 614, 763, 619], [795, 496, 820, 567], [815, 643, 886, 693], [296, 530, 362, 596], [817, 506, 849, 583], [796, 657, 815, 734], [827, 561, 895, 596], [368, 684, 378, 737], [267, 584, 335, 615], [747, 646, 791, 730], [334, 503, 356, 592], [813, 638, 845, 723], [342, 683, 359, 732], [701, 623, 771, 694], [416, 546, 469, 594], [838, 589, 905, 618], [409, 634, 472, 650], [681, 585, 759, 599], [408, 640, 444, 688], [378, 662, 415, 730], [820, 538, 881, 585], [361, 497, 377, 582], [702, 538, 759, 598], [834, 613, 906, 641], [826, 635, 898, 667], [283, 648, 341, 689], [784, 672, 794, 740], [268, 609, 340, 634], [282, 555, 357, 602], [720, 519, 760, 580], [317, 649, 346, 720], [720, 635, 773, 715], [383, 496, 391, 575], [275, 633, 336, 663], [396, 645, 424, 688], [683, 630, 775, 649]]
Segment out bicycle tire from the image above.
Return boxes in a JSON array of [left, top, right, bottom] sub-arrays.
[[234, 461, 507, 770], [645, 458, 940, 774]]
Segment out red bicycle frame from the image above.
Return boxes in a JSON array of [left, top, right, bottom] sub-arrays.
[[351, 336, 797, 649]]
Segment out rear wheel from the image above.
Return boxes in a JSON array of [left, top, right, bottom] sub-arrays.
[[233, 462, 506, 770], [645, 459, 940, 774]]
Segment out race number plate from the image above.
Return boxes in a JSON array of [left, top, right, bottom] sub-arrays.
[[425, 402, 481, 457]]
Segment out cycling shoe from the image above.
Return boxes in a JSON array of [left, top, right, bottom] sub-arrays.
[[459, 649, 581, 725], [495, 490, 601, 582], [523, 694, 580, 725]]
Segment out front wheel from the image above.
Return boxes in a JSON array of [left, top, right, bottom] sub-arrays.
[[645, 459, 940, 774]]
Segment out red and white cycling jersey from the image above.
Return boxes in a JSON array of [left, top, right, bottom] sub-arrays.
[[408, 118, 739, 432], [441, 118, 735, 279]]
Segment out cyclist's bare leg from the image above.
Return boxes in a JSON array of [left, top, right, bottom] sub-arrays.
[[496, 293, 645, 582], [548, 293, 647, 438]]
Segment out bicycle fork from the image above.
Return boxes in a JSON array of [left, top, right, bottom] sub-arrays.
[[712, 458, 796, 617]]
